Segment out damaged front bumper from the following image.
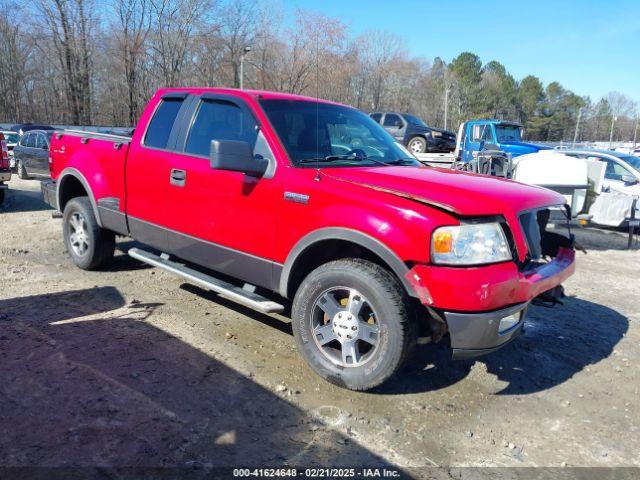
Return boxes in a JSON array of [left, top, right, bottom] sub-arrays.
[[405, 247, 576, 359], [445, 302, 528, 359]]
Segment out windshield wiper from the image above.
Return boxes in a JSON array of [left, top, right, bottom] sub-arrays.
[[299, 155, 390, 166], [384, 158, 419, 166]]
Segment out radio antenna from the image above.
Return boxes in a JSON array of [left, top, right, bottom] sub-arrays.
[[314, 32, 321, 181]]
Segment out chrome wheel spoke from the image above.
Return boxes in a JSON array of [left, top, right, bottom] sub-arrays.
[[317, 292, 342, 318], [314, 323, 336, 346], [69, 233, 78, 245], [341, 341, 360, 365], [346, 290, 364, 318], [70, 215, 80, 230], [358, 321, 379, 345]]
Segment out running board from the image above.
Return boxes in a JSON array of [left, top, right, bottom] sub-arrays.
[[128, 248, 284, 313]]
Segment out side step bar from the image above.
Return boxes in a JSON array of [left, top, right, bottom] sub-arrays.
[[128, 248, 284, 314]]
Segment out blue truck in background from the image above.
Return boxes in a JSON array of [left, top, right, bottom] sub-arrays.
[[456, 119, 550, 163]]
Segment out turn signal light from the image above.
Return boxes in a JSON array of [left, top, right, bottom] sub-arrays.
[[433, 230, 453, 254]]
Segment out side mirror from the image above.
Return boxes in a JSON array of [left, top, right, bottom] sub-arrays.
[[621, 174, 638, 184], [210, 139, 268, 177]]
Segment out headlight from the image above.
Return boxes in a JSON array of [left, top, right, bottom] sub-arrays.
[[431, 222, 511, 265], [431, 131, 442, 137]]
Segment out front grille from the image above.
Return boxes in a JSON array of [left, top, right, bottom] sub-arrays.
[[519, 210, 545, 260]]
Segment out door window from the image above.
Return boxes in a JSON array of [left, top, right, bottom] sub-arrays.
[[471, 124, 493, 142], [185, 99, 258, 157], [22, 133, 34, 147], [144, 97, 184, 149], [602, 159, 630, 181], [383, 114, 402, 127], [36, 134, 48, 150]]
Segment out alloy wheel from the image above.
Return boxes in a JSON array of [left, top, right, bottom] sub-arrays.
[[311, 287, 380, 367], [68, 212, 90, 256]]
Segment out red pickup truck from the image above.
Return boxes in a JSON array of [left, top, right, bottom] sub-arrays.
[[42, 88, 576, 390]]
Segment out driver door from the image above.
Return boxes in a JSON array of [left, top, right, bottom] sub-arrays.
[[163, 94, 281, 290]]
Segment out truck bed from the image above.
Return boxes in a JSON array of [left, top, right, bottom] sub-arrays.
[[49, 129, 131, 219]]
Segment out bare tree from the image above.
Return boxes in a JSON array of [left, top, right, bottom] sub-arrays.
[[148, 0, 211, 87], [113, 0, 151, 125], [217, 0, 263, 88], [36, 0, 95, 124], [358, 30, 405, 110]]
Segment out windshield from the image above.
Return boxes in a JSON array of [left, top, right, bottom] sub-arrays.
[[402, 114, 427, 127], [495, 125, 522, 143], [620, 155, 640, 173], [259, 99, 421, 168]]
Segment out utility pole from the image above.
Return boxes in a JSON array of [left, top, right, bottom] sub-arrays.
[[239, 46, 251, 90], [444, 85, 451, 131], [633, 116, 639, 149], [572, 107, 582, 147], [609, 116, 617, 149]]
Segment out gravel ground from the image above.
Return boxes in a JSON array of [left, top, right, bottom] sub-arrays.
[[1, 177, 639, 475]]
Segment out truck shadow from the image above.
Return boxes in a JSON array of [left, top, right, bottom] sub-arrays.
[[379, 296, 628, 395], [0, 287, 396, 470], [0, 180, 52, 213]]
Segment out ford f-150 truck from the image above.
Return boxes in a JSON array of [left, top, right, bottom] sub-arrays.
[[42, 88, 576, 391]]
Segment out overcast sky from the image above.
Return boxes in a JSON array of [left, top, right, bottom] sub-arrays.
[[284, 0, 640, 103]]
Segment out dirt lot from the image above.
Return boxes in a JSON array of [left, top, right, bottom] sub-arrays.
[[1, 177, 639, 475]]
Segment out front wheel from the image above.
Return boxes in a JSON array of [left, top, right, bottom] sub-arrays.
[[291, 259, 417, 391], [408, 136, 427, 154], [62, 197, 115, 270]]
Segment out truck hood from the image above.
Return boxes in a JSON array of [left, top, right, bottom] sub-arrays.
[[500, 141, 551, 156], [322, 166, 565, 217]]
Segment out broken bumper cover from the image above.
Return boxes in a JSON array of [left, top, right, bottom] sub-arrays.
[[41, 180, 57, 210], [405, 247, 575, 359], [446, 302, 528, 359]]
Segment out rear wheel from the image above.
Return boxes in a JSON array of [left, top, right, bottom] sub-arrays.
[[63, 197, 115, 270], [17, 159, 29, 179], [408, 136, 427, 154], [292, 259, 417, 391]]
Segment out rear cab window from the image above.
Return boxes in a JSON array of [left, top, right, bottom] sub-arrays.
[[144, 97, 184, 149]]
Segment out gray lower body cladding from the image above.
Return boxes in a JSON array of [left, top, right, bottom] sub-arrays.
[[445, 302, 529, 360]]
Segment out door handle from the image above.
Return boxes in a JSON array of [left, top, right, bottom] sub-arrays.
[[170, 168, 186, 187]]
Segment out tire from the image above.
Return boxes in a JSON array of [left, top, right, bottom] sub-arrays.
[[407, 136, 427, 154], [17, 159, 29, 179], [62, 197, 115, 270], [291, 258, 417, 391]]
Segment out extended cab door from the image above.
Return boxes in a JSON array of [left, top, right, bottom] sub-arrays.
[[162, 94, 280, 290], [125, 92, 193, 251]]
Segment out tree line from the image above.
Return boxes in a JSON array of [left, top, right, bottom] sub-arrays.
[[0, 0, 638, 142]]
